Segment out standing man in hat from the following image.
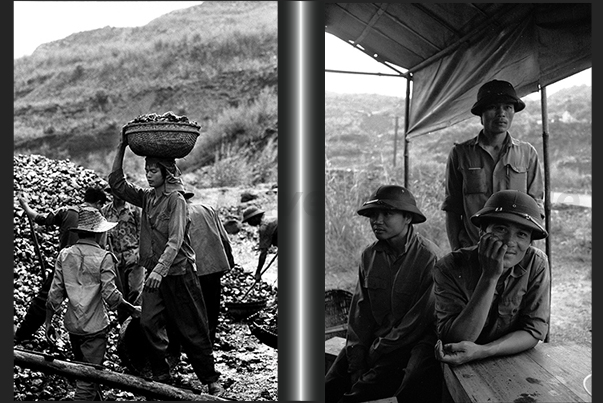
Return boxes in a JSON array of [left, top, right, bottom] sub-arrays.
[[101, 185, 145, 324], [241, 206, 277, 281], [45, 207, 141, 400], [325, 185, 444, 403], [434, 190, 550, 366], [442, 79, 544, 251]]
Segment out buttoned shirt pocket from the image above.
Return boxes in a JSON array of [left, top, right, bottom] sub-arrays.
[[496, 294, 524, 333], [151, 211, 171, 234], [363, 276, 389, 324], [506, 164, 528, 192], [462, 167, 487, 194]]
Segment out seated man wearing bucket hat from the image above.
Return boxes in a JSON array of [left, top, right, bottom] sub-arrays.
[[434, 190, 550, 366], [45, 207, 141, 400], [241, 206, 277, 281], [325, 185, 444, 403], [442, 79, 544, 251]]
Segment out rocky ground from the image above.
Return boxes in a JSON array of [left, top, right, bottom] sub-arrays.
[[13, 153, 278, 401]]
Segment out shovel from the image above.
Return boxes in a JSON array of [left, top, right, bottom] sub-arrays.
[[239, 252, 278, 302]]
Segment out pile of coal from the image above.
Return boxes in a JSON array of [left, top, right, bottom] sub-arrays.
[[13, 154, 107, 317]]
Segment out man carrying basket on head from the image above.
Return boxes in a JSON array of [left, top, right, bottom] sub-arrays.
[[108, 123, 223, 397]]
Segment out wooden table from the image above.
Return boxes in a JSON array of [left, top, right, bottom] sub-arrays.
[[443, 342, 591, 402]]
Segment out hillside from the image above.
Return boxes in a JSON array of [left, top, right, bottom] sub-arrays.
[[325, 85, 592, 193], [13, 1, 277, 179]]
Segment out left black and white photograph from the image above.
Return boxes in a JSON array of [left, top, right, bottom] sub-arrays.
[[13, 1, 278, 400]]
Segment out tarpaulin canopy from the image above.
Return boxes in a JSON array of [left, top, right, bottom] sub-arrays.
[[324, 3, 591, 138]]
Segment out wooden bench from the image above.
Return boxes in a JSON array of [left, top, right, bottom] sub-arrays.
[[443, 342, 591, 402]]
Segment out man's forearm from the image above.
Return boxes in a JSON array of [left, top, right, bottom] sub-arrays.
[[445, 276, 498, 343], [480, 330, 540, 359]]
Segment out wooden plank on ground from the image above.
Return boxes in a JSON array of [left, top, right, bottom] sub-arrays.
[[14, 348, 228, 401]]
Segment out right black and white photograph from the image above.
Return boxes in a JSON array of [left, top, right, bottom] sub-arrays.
[[324, 4, 591, 403]]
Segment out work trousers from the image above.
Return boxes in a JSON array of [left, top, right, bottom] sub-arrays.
[[14, 273, 53, 343], [324, 338, 442, 403], [69, 328, 108, 401], [167, 272, 222, 357], [198, 272, 222, 343], [140, 265, 219, 384], [114, 261, 145, 324]]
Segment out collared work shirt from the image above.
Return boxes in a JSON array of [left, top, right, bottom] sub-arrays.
[[108, 169, 195, 277], [46, 239, 124, 335], [101, 202, 141, 266], [346, 226, 442, 371], [188, 202, 234, 276], [259, 216, 278, 249], [442, 131, 544, 245], [434, 245, 550, 344]]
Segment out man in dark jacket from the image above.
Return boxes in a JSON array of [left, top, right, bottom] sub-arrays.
[[325, 185, 444, 403]]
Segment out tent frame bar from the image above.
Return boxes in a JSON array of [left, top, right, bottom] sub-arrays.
[[325, 68, 408, 79]]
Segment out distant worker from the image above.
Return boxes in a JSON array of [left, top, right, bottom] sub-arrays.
[[442, 79, 544, 251], [242, 206, 277, 281]]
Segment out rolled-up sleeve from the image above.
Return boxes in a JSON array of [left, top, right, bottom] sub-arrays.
[[518, 250, 550, 341]]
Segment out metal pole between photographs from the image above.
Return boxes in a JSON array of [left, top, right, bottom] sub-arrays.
[[403, 76, 411, 189], [540, 85, 552, 343]]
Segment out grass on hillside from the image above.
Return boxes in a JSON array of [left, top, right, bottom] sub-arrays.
[[325, 159, 592, 346], [83, 86, 277, 188]]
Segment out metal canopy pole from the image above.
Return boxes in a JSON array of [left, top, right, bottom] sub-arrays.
[[540, 85, 552, 343], [403, 76, 411, 189]]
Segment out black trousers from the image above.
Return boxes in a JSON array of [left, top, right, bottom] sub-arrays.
[[198, 272, 222, 343], [140, 266, 219, 384], [324, 338, 442, 403]]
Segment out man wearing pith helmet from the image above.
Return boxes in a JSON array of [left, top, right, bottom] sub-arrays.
[[325, 184, 444, 403], [434, 190, 550, 367], [442, 79, 544, 251]]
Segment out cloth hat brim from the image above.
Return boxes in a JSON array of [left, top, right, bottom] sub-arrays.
[[242, 210, 264, 223], [357, 199, 426, 224], [73, 220, 118, 233], [471, 94, 526, 116], [470, 211, 548, 240]]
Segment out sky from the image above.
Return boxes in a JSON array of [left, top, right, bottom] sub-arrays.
[[325, 32, 592, 100], [13, 1, 204, 59], [13, 2, 591, 98]]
